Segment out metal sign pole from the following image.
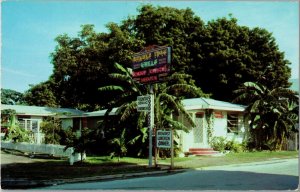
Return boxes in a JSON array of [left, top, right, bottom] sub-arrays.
[[171, 129, 174, 169], [148, 85, 154, 167]]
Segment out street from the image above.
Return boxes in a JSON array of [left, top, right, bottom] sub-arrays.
[[40, 158, 299, 190]]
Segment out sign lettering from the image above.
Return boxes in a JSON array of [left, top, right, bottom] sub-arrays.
[[156, 130, 172, 148], [132, 46, 171, 84], [137, 95, 151, 112]]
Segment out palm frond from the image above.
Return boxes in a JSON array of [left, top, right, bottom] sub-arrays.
[[120, 101, 137, 121], [178, 106, 196, 127], [114, 62, 131, 76], [163, 114, 189, 132], [109, 73, 131, 82], [98, 85, 124, 92], [156, 93, 179, 113], [127, 135, 141, 145], [137, 112, 147, 129], [165, 84, 201, 96], [249, 100, 261, 113], [140, 127, 148, 143]]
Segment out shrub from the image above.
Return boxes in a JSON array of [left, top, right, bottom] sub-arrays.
[[40, 118, 62, 144], [210, 136, 227, 152], [211, 137, 245, 153], [225, 140, 244, 153]]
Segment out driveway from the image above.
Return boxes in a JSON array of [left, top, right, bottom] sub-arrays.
[[1, 150, 53, 166]]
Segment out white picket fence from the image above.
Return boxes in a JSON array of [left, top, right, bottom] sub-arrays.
[[1, 141, 86, 165]]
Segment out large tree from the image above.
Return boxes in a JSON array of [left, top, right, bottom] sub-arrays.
[[23, 81, 57, 107], [47, 24, 144, 110], [130, 5, 205, 72], [25, 4, 292, 110], [188, 16, 291, 101], [1, 89, 25, 105]]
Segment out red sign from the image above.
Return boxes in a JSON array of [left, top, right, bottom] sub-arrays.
[[132, 46, 171, 84]]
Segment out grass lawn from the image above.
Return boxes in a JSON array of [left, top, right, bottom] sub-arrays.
[[1, 150, 298, 182], [163, 151, 299, 169]]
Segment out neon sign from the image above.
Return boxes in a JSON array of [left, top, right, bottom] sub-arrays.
[[132, 46, 171, 84]]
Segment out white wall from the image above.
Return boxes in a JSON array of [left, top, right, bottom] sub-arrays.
[[212, 111, 227, 137], [176, 112, 195, 152]]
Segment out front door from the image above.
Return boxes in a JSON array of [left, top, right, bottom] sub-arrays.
[[193, 112, 207, 148]]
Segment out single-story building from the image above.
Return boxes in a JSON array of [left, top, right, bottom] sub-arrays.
[[59, 97, 248, 155], [1, 104, 84, 143], [175, 98, 248, 155], [1, 98, 249, 154]]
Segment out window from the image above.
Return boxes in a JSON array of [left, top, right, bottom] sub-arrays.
[[18, 118, 39, 132], [227, 113, 239, 133]]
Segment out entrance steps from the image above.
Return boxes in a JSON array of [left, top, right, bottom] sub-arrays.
[[188, 148, 219, 156]]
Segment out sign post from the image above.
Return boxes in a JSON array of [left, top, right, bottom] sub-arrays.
[[133, 45, 172, 168], [149, 91, 154, 167], [136, 94, 153, 167], [156, 129, 174, 169]]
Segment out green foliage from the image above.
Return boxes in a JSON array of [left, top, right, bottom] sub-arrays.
[[205, 109, 214, 142], [64, 127, 94, 162], [109, 128, 141, 162], [1, 109, 32, 143], [210, 136, 245, 153], [210, 136, 227, 152], [1, 89, 25, 105], [189, 16, 291, 101], [40, 117, 62, 144], [23, 81, 58, 107], [98, 62, 208, 157], [225, 140, 244, 153], [234, 81, 299, 150], [134, 5, 205, 72], [23, 5, 291, 111]]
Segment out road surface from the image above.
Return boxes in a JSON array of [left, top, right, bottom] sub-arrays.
[[41, 158, 299, 190]]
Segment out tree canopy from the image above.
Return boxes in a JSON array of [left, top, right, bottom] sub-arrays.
[[24, 4, 292, 111], [1, 89, 25, 105]]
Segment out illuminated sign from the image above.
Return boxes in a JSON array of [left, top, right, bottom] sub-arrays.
[[132, 46, 171, 84]]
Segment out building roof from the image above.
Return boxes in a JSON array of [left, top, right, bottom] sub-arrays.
[[182, 98, 246, 112], [2, 97, 245, 119], [1, 104, 85, 117], [83, 108, 118, 117]]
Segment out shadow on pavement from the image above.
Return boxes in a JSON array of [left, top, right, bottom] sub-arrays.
[[32, 169, 299, 190]]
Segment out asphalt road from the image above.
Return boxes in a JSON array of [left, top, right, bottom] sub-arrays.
[[41, 158, 299, 190]]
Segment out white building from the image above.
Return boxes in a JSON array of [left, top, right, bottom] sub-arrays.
[[176, 98, 248, 155]]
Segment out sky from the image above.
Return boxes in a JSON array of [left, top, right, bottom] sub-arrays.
[[1, 0, 299, 93]]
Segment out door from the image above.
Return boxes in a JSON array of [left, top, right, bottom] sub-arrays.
[[193, 112, 207, 148]]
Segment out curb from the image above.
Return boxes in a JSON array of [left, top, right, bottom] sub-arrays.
[[47, 168, 187, 185], [2, 168, 188, 189]]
